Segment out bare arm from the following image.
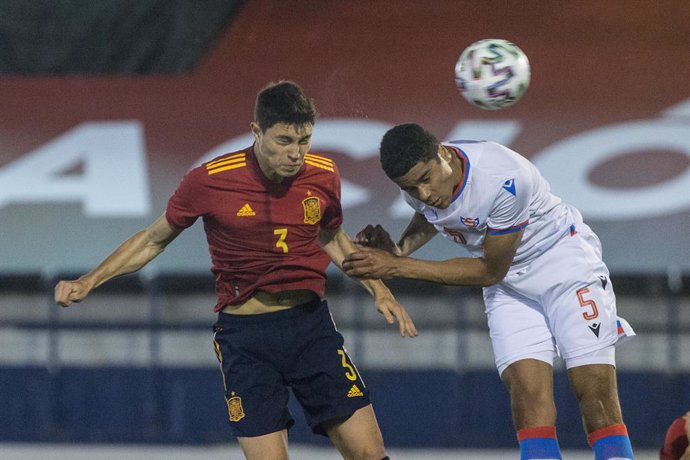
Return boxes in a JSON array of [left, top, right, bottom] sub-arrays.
[[397, 212, 439, 256], [354, 212, 437, 256], [344, 229, 523, 287], [54, 213, 183, 306], [320, 226, 417, 337]]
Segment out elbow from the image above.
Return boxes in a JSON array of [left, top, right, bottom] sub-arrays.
[[479, 267, 509, 287], [477, 275, 500, 287]]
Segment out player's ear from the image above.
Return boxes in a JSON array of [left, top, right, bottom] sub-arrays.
[[438, 145, 450, 163], [250, 122, 262, 138]]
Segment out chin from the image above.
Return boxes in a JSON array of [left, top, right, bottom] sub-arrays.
[[436, 199, 451, 209]]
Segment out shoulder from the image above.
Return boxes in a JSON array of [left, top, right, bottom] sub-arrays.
[[458, 141, 530, 182], [302, 153, 341, 186], [202, 150, 250, 177], [304, 152, 339, 174]]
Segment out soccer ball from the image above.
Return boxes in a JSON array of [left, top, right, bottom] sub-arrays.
[[454, 38, 530, 111]]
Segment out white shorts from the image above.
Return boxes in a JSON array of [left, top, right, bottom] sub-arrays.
[[484, 221, 635, 376]]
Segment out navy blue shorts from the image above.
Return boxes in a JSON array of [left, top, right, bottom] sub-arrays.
[[211, 299, 371, 437]]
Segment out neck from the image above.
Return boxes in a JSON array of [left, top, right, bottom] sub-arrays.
[[444, 145, 465, 189], [253, 144, 284, 183]]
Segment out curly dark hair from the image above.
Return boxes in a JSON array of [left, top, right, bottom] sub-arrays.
[[379, 123, 440, 179], [254, 81, 316, 131]]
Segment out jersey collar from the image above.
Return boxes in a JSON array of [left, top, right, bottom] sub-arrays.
[[447, 145, 470, 203]]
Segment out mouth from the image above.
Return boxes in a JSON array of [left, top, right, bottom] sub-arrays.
[[430, 197, 448, 208]]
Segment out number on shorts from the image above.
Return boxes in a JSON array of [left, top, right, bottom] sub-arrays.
[[273, 228, 288, 253], [576, 287, 599, 320], [337, 349, 357, 381]]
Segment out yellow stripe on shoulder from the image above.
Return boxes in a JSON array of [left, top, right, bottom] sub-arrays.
[[206, 152, 246, 169], [304, 160, 334, 172], [305, 153, 334, 166], [207, 162, 247, 175], [305, 154, 335, 172]]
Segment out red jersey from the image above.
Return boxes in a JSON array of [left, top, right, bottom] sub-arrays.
[[166, 146, 343, 311]]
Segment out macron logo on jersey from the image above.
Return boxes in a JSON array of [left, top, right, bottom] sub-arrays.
[[503, 178, 516, 196]]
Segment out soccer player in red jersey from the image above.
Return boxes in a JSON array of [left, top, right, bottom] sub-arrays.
[[660, 412, 690, 460], [54, 81, 416, 460]]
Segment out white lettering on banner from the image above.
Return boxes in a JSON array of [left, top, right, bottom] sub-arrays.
[[312, 119, 389, 207], [4, 104, 687, 220], [532, 101, 690, 219], [0, 122, 150, 217], [445, 120, 522, 146]]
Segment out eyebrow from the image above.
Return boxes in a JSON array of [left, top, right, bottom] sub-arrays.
[[277, 134, 311, 142]]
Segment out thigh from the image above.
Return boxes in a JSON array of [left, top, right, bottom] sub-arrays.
[[238, 429, 289, 460], [484, 283, 557, 376], [506, 228, 634, 365], [212, 322, 293, 437], [534, 234, 627, 363], [286, 301, 372, 436], [324, 404, 386, 460]]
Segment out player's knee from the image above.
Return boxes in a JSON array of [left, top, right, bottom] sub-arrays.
[[350, 443, 386, 460], [578, 392, 623, 428], [364, 445, 388, 460], [505, 374, 553, 406]]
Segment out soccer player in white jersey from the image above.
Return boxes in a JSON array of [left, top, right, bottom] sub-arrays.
[[342, 123, 636, 460]]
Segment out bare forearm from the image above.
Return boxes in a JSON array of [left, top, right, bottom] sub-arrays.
[[397, 213, 437, 256], [80, 230, 166, 289], [55, 214, 180, 307], [398, 231, 436, 256], [321, 228, 390, 297], [393, 256, 504, 287]]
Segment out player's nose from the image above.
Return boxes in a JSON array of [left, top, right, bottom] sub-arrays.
[[286, 145, 301, 161], [417, 186, 431, 201]]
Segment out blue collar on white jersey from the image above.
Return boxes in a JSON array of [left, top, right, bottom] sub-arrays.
[[447, 144, 470, 203]]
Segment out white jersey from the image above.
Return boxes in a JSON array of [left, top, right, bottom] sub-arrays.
[[401, 140, 635, 373], [402, 140, 567, 273]]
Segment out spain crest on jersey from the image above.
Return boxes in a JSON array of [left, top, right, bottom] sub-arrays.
[[302, 196, 321, 225], [227, 393, 245, 422]]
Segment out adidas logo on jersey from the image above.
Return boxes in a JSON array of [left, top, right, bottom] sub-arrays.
[[236, 203, 255, 217], [347, 384, 364, 398]]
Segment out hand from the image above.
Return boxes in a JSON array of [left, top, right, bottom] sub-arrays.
[[684, 411, 690, 439], [374, 293, 418, 338], [54, 278, 93, 307], [342, 247, 399, 279], [354, 224, 401, 255]]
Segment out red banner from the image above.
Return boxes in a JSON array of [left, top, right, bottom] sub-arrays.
[[1, 1, 689, 273]]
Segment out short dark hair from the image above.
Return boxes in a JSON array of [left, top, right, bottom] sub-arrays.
[[254, 81, 316, 131], [380, 123, 440, 179]]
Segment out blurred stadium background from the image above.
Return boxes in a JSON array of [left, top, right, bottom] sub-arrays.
[[1, 1, 689, 458]]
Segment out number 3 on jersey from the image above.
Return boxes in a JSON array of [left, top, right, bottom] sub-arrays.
[[273, 228, 288, 253], [337, 349, 357, 381]]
